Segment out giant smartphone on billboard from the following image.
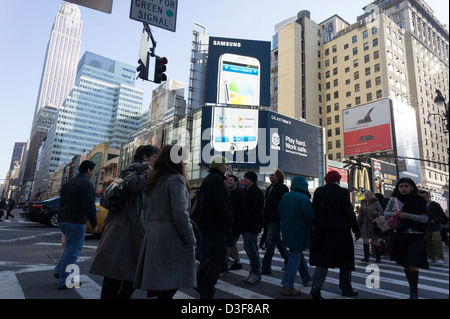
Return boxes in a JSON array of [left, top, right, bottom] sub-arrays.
[[211, 107, 258, 153], [217, 53, 260, 106]]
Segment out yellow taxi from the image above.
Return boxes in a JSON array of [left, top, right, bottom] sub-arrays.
[[86, 198, 109, 238]]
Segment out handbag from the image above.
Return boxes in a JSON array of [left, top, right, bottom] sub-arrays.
[[373, 216, 390, 233], [387, 198, 402, 229]]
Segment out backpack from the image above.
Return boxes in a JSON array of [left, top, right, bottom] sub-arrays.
[[100, 170, 137, 213], [189, 188, 205, 227]]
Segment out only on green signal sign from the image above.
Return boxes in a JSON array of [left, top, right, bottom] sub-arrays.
[[130, 0, 178, 32]]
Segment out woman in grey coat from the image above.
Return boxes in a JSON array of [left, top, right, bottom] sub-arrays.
[[358, 190, 384, 263], [134, 144, 197, 299]]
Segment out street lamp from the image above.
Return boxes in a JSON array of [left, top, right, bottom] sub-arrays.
[[429, 89, 449, 134]]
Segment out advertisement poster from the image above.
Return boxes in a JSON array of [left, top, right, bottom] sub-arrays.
[[205, 37, 271, 107], [200, 106, 320, 177], [343, 98, 393, 156], [371, 158, 397, 197], [391, 98, 422, 184]]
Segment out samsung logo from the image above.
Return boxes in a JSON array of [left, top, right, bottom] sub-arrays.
[[213, 40, 241, 47]]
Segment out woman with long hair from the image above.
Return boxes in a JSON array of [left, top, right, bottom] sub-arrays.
[[134, 144, 196, 299], [384, 177, 428, 299]]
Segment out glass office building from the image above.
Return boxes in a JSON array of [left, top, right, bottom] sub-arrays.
[[36, 52, 144, 185]]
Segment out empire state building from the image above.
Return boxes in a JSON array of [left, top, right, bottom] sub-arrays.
[[20, 2, 82, 194]]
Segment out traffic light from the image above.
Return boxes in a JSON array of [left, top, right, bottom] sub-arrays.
[[154, 56, 168, 84], [136, 53, 149, 81]]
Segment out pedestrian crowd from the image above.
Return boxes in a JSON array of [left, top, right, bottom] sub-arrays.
[[48, 144, 448, 300]]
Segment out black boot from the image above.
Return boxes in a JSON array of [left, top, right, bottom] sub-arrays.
[[310, 286, 323, 299], [375, 246, 381, 263], [408, 270, 419, 299], [360, 244, 369, 262]]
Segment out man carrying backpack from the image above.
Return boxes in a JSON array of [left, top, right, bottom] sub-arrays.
[[90, 144, 159, 299]]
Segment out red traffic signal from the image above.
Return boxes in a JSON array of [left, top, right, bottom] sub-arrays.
[[154, 56, 168, 84]]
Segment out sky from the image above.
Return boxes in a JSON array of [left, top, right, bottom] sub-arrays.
[[0, 0, 448, 182]]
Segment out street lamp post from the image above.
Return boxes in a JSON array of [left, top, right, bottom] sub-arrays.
[[430, 89, 449, 155]]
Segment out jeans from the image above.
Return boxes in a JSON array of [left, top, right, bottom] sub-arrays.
[[54, 222, 86, 288], [281, 249, 311, 288], [312, 267, 353, 292], [262, 223, 288, 272], [196, 231, 227, 299], [243, 232, 261, 276]]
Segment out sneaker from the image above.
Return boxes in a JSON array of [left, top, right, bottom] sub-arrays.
[[281, 286, 300, 296], [230, 261, 243, 270], [247, 273, 261, 284]]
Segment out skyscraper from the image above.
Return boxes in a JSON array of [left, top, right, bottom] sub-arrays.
[[271, 0, 448, 191], [33, 52, 144, 198], [20, 2, 82, 191]]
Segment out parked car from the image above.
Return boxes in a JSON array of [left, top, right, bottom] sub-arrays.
[[21, 197, 61, 227], [86, 198, 109, 238]]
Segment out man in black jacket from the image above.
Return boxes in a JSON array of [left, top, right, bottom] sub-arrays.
[[261, 168, 289, 275], [54, 160, 98, 289], [420, 190, 445, 265], [239, 171, 264, 284], [196, 155, 233, 299]]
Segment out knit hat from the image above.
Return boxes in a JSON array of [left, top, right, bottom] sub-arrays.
[[325, 170, 341, 183], [210, 155, 227, 169], [244, 171, 258, 183]]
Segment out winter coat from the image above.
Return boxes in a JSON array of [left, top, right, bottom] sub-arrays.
[[134, 174, 196, 291], [264, 181, 289, 224], [58, 173, 97, 227], [309, 183, 360, 270], [89, 162, 150, 282], [426, 201, 445, 233], [198, 168, 233, 234], [358, 198, 383, 239], [279, 176, 314, 251], [237, 183, 264, 235]]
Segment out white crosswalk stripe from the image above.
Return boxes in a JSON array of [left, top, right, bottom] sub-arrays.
[[1, 239, 448, 299]]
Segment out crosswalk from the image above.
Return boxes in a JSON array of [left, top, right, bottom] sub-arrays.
[[1, 236, 449, 299]]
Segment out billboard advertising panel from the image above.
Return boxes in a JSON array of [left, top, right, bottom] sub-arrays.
[[371, 158, 397, 197], [343, 98, 393, 156], [200, 106, 320, 177], [205, 37, 271, 107], [391, 98, 422, 184]]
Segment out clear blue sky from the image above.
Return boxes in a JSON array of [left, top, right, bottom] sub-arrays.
[[0, 0, 448, 181]]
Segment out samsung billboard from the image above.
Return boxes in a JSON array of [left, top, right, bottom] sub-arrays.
[[205, 37, 271, 107], [200, 106, 320, 177]]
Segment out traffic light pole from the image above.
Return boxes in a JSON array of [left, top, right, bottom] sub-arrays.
[[143, 23, 157, 57]]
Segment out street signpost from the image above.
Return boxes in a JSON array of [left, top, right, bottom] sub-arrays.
[[129, 0, 178, 32]]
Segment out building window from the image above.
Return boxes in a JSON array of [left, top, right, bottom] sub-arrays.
[[355, 96, 361, 105], [372, 26, 377, 34], [364, 54, 370, 63], [335, 127, 341, 135], [344, 55, 349, 61], [375, 76, 381, 86], [363, 30, 368, 39], [344, 43, 349, 49], [354, 71, 359, 80], [332, 45, 337, 53], [352, 35, 357, 43], [373, 38, 379, 47], [364, 42, 369, 51], [353, 47, 358, 55], [374, 50, 380, 59], [366, 80, 372, 88], [365, 67, 371, 75], [325, 48, 330, 56], [367, 92, 373, 102], [355, 83, 360, 92], [353, 59, 359, 67]]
